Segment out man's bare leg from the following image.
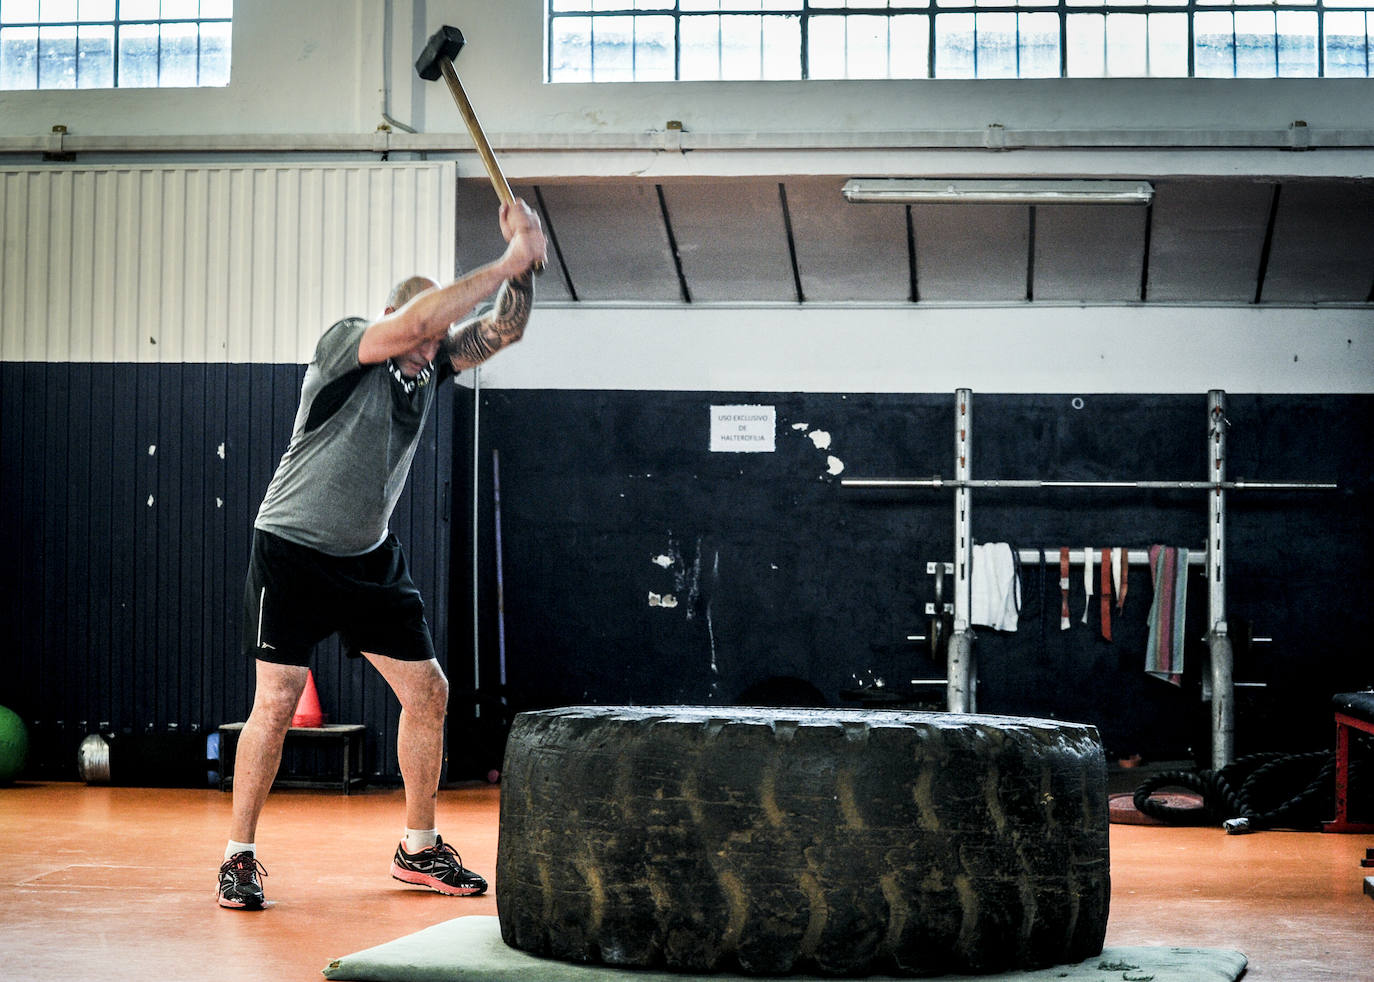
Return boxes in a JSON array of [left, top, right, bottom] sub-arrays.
[[362, 653, 449, 831], [229, 660, 309, 843], [365, 653, 483, 895]]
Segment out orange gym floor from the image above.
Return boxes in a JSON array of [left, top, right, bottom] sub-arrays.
[[0, 780, 1370, 982]]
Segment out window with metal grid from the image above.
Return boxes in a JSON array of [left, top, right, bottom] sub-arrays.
[[0, 0, 232, 90], [547, 0, 1372, 80]]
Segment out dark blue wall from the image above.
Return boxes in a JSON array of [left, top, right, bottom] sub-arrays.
[[4, 370, 1371, 783], [469, 390, 1374, 766], [0, 362, 456, 783]]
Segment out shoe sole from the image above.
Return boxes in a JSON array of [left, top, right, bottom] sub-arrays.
[[390, 862, 486, 896], [218, 894, 266, 910]]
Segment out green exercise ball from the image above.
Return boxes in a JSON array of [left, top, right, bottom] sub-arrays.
[[0, 706, 29, 784]]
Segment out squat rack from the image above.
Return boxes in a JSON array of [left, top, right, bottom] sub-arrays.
[[843, 389, 1337, 769]]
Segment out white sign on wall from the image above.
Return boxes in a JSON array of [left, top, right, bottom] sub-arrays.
[[710, 405, 776, 452]]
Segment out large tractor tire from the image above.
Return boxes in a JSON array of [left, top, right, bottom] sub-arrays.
[[496, 706, 1109, 977]]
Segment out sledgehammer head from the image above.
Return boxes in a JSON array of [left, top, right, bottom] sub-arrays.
[[415, 25, 466, 81]]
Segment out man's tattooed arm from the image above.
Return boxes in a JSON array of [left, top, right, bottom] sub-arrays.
[[442, 270, 535, 370]]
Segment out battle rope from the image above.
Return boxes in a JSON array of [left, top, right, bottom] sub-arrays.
[[1132, 740, 1372, 834]]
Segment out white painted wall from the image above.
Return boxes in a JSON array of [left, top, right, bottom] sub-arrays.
[[1, 1, 1371, 165], [1, 1, 1371, 392], [480, 304, 1374, 394]]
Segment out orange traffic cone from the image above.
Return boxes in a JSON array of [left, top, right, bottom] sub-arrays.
[[292, 670, 326, 727]]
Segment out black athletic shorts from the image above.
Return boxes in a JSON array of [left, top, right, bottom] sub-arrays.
[[243, 528, 435, 667]]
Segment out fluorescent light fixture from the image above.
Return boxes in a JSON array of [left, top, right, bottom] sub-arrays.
[[842, 179, 1155, 206]]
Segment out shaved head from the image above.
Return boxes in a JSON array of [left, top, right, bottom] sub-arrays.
[[386, 275, 438, 311]]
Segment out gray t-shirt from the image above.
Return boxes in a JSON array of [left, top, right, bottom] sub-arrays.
[[254, 317, 454, 556]]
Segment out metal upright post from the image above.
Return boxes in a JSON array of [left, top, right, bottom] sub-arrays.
[[1207, 389, 1234, 768], [948, 389, 975, 713]]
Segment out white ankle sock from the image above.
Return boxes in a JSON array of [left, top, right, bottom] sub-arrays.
[[404, 828, 437, 853], [225, 840, 255, 861]]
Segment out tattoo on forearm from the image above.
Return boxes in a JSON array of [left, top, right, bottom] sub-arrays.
[[492, 271, 534, 337], [445, 271, 535, 369]]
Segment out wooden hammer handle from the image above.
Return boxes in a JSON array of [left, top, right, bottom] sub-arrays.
[[439, 57, 514, 206], [438, 56, 543, 272]]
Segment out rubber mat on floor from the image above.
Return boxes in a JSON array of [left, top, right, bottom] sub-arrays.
[[323, 915, 1247, 982]]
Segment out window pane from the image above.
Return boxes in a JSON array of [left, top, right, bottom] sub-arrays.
[[680, 13, 720, 79], [1234, 10, 1274, 77], [935, 12, 975, 77], [1146, 12, 1188, 76], [199, 19, 229, 84], [807, 14, 846, 78], [848, 14, 889, 78], [158, 20, 196, 85], [633, 14, 674, 81], [119, 0, 160, 20], [1276, 10, 1317, 77], [1106, 12, 1146, 76], [591, 14, 634, 81], [761, 13, 801, 79], [976, 11, 1018, 77], [117, 21, 159, 85], [0, 26, 39, 88], [1194, 11, 1235, 77], [544, 4, 1374, 82], [78, 0, 116, 20], [161, 0, 200, 19], [77, 23, 113, 86], [889, 13, 929, 78], [201, 0, 234, 17], [38, 25, 77, 88], [721, 13, 762, 79], [550, 16, 592, 82], [1324, 12, 1369, 77], [2, 2, 41, 25], [1018, 11, 1059, 77], [1066, 13, 1105, 77], [41, 0, 79, 23]]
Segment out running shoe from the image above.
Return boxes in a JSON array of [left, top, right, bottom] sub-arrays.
[[218, 851, 268, 909], [390, 835, 487, 896]]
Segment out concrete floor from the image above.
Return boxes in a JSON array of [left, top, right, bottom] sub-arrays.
[[0, 780, 1370, 981]]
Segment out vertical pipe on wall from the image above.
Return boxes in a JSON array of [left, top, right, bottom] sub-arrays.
[[471, 367, 482, 719], [948, 388, 975, 713], [1207, 389, 1234, 768]]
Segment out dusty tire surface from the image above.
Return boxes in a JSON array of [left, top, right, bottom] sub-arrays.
[[496, 706, 1109, 977]]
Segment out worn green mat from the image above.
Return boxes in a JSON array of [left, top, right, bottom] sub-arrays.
[[323, 916, 1247, 982]]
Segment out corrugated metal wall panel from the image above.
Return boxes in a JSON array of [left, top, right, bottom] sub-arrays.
[[0, 163, 456, 364], [0, 361, 458, 781], [1, 161, 462, 781]]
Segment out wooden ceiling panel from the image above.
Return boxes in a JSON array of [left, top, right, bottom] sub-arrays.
[[784, 176, 911, 303], [1262, 180, 1374, 303], [1034, 204, 1147, 303], [911, 203, 1029, 302], [658, 179, 798, 303]]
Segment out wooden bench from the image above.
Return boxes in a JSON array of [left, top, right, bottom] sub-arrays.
[[217, 722, 367, 795]]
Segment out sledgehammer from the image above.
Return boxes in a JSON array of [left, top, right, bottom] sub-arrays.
[[415, 25, 516, 207], [416, 25, 542, 272]]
